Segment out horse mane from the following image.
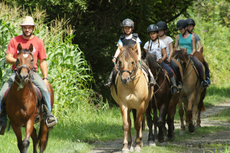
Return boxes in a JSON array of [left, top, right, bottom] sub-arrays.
[[145, 52, 160, 69], [173, 48, 188, 61]]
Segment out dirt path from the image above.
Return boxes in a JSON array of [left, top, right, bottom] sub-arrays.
[[89, 102, 230, 153]]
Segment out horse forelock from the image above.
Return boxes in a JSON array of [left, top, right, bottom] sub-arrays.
[[174, 49, 188, 62], [119, 46, 138, 69]]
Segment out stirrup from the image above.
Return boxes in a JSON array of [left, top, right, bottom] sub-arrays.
[[171, 86, 179, 94]]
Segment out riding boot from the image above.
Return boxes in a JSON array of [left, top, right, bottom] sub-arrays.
[[104, 69, 117, 88], [0, 107, 7, 135], [43, 105, 57, 129], [204, 61, 211, 85], [170, 76, 179, 94]]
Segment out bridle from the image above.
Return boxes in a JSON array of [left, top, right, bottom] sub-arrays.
[[15, 51, 35, 89]]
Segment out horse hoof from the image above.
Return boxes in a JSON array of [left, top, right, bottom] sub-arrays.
[[134, 146, 141, 152], [121, 148, 129, 153], [148, 141, 156, 146], [129, 146, 134, 152], [188, 124, 195, 133]]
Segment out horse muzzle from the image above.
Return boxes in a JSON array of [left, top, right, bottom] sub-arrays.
[[119, 70, 133, 84]]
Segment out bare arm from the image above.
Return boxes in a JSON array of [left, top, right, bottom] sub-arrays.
[[40, 59, 49, 85], [174, 35, 179, 50], [191, 35, 196, 55], [197, 40, 202, 52], [137, 43, 141, 61], [161, 48, 167, 61], [5, 54, 16, 65], [168, 42, 174, 61]]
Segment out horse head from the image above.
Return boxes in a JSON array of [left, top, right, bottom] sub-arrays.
[[173, 48, 189, 70], [16, 43, 34, 82], [117, 44, 139, 84]]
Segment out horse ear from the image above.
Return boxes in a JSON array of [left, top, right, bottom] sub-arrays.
[[17, 43, 22, 52], [183, 48, 188, 55], [29, 44, 33, 52], [131, 43, 138, 54], [200, 46, 203, 54]]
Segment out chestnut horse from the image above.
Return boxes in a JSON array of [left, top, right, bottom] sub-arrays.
[[5, 44, 53, 153], [173, 48, 206, 134], [110, 44, 153, 152], [145, 52, 182, 145]]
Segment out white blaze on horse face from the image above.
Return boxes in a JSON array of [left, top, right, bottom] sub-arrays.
[[23, 54, 29, 58]]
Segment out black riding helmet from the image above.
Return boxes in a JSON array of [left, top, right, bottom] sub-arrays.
[[176, 19, 188, 30], [147, 24, 159, 33], [156, 21, 167, 30], [122, 18, 134, 29], [186, 18, 195, 26]]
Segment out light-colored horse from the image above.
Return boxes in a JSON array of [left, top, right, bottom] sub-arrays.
[[111, 44, 153, 152], [173, 48, 206, 134]]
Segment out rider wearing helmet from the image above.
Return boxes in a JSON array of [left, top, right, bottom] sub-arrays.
[[157, 21, 183, 89], [144, 24, 178, 94], [104, 18, 155, 88], [186, 18, 211, 85], [174, 19, 209, 88]]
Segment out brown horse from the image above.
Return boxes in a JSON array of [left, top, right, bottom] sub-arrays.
[[110, 44, 153, 152], [5, 44, 53, 153], [173, 48, 206, 134], [145, 52, 182, 145]]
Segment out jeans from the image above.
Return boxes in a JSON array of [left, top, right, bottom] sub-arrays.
[[0, 71, 51, 112], [160, 61, 173, 78]]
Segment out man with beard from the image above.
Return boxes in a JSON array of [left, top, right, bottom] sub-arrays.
[[0, 16, 57, 135]]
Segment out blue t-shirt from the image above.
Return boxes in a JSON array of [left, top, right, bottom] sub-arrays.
[[178, 34, 193, 54]]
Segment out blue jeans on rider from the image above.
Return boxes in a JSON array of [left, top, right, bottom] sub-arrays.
[[160, 61, 173, 78], [0, 71, 52, 113]]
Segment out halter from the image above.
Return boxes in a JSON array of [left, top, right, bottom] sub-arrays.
[[15, 50, 35, 90]]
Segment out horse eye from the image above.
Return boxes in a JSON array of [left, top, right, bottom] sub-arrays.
[[31, 58, 34, 62]]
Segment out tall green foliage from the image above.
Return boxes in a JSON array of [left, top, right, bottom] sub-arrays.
[[187, 0, 230, 84], [0, 3, 94, 120]]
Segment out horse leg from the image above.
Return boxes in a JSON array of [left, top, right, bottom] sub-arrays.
[[178, 99, 185, 135], [11, 124, 23, 152], [167, 95, 179, 141], [187, 94, 195, 133], [145, 102, 155, 146], [31, 127, 38, 153], [120, 106, 130, 152], [153, 107, 158, 143], [38, 120, 49, 153], [22, 118, 35, 153], [197, 89, 206, 127], [157, 104, 167, 143], [192, 94, 202, 129], [134, 109, 144, 152]]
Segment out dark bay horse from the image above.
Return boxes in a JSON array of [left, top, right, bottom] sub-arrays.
[[110, 44, 153, 152], [145, 52, 182, 145], [173, 48, 206, 134], [5, 44, 53, 153]]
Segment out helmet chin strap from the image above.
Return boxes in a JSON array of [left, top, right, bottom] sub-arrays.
[[182, 28, 187, 37]]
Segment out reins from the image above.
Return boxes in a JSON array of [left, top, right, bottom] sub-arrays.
[[183, 57, 193, 79]]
